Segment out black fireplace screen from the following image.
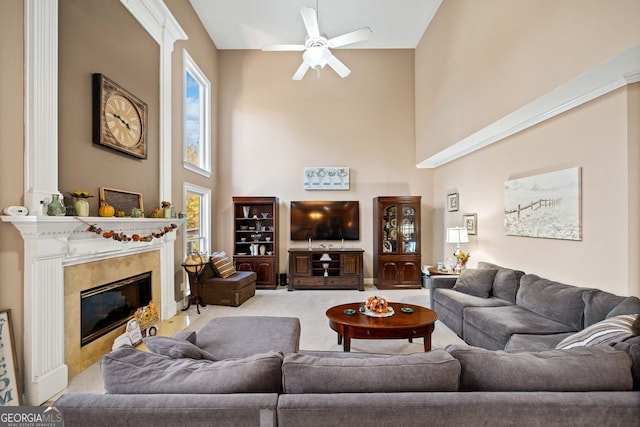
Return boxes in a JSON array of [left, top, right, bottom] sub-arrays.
[[80, 271, 152, 346]]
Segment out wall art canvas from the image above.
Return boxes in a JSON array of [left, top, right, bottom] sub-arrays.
[[504, 167, 581, 240], [0, 310, 22, 406], [304, 167, 349, 190]]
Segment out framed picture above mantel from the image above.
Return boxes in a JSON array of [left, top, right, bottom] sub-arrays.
[[304, 167, 349, 190]]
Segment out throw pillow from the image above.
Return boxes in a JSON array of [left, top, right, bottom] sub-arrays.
[[556, 314, 638, 350], [144, 336, 216, 360], [102, 347, 283, 394], [282, 350, 460, 393], [209, 251, 237, 278], [446, 344, 633, 392], [452, 268, 498, 298]]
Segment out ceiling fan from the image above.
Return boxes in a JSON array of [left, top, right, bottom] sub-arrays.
[[262, 6, 372, 80]]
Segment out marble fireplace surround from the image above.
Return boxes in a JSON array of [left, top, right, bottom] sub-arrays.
[[1, 216, 182, 405]]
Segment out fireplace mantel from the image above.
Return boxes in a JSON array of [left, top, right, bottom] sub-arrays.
[[2, 215, 184, 405]]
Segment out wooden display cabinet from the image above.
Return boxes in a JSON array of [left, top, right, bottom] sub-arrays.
[[288, 248, 364, 291], [373, 196, 422, 289], [232, 196, 279, 289]]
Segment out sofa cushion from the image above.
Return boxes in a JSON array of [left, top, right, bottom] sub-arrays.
[[171, 330, 196, 344], [492, 268, 525, 303], [611, 341, 640, 390], [446, 344, 633, 392], [463, 305, 578, 349], [435, 289, 512, 315], [582, 289, 627, 327], [143, 336, 216, 361], [102, 347, 283, 394], [556, 314, 639, 350], [504, 333, 576, 353], [196, 316, 301, 360], [607, 296, 640, 318], [453, 268, 498, 298], [516, 274, 586, 330], [282, 351, 461, 393], [209, 251, 236, 278]]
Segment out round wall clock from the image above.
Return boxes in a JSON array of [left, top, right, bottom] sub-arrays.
[[93, 73, 148, 159]]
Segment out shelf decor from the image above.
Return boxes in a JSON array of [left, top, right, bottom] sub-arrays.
[[304, 167, 349, 190]]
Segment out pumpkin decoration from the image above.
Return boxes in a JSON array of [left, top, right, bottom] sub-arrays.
[[99, 202, 115, 217], [149, 208, 163, 218], [365, 295, 389, 314], [115, 210, 125, 217]]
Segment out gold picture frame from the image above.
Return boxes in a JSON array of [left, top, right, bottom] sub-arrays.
[[99, 187, 144, 215], [0, 309, 22, 406]]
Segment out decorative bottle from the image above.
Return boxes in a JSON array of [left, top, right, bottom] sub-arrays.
[[47, 194, 66, 216]]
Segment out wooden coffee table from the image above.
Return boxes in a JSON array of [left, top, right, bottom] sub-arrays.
[[325, 302, 438, 352]]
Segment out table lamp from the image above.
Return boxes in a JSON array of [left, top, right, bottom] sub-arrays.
[[446, 227, 469, 272]]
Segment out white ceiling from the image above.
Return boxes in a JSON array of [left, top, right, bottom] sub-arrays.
[[189, 0, 443, 50]]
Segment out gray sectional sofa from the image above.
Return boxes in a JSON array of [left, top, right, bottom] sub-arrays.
[[55, 291, 640, 426], [430, 261, 640, 352]]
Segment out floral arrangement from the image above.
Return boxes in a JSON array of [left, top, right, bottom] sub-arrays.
[[69, 191, 93, 198], [161, 200, 172, 208], [455, 249, 470, 267], [134, 301, 159, 329]]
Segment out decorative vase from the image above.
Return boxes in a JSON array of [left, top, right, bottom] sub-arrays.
[[47, 194, 66, 216], [74, 197, 90, 217], [163, 205, 173, 218], [243, 206, 250, 218]]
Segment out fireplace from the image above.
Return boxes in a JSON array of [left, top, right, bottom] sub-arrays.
[[80, 272, 152, 346]]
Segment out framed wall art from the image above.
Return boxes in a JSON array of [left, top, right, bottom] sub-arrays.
[[504, 167, 582, 240], [99, 187, 144, 215], [447, 192, 459, 212], [0, 309, 22, 406], [463, 213, 477, 235], [304, 167, 349, 190]]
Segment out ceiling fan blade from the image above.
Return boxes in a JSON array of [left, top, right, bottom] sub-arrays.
[[328, 27, 372, 48], [327, 55, 351, 78], [292, 62, 310, 80], [262, 44, 306, 52], [300, 7, 320, 39]]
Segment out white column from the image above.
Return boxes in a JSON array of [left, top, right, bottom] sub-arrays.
[[160, 231, 178, 320], [23, 0, 59, 216], [21, 227, 70, 406]]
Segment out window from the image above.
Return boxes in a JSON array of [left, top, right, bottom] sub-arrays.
[[184, 183, 211, 256], [183, 50, 211, 177]]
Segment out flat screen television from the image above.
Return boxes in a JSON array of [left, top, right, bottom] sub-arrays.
[[290, 201, 360, 241]]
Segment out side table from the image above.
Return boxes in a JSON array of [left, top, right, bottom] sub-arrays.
[[427, 267, 460, 276], [181, 263, 207, 314]]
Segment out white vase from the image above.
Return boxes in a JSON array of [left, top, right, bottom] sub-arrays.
[[260, 245, 266, 255], [243, 206, 250, 218], [74, 198, 89, 217]]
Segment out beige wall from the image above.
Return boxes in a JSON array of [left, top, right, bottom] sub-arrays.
[[416, 0, 640, 296], [217, 49, 434, 277], [0, 0, 25, 378], [415, 0, 640, 162]]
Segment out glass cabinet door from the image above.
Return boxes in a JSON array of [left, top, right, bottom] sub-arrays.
[[381, 205, 397, 253], [400, 205, 417, 253]]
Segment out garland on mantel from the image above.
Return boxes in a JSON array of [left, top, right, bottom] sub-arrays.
[[76, 218, 178, 242]]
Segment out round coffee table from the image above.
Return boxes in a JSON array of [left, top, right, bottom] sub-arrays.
[[325, 302, 438, 352]]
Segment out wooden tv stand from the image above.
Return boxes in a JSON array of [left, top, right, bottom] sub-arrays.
[[288, 248, 364, 291]]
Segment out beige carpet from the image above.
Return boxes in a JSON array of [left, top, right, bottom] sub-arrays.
[[56, 284, 465, 397]]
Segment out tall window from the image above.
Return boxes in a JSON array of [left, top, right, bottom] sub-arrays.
[[184, 183, 211, 256], [183, 50, 211, 177]]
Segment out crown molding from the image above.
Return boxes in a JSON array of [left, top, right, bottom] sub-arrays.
[[417, 44, 640, 169]]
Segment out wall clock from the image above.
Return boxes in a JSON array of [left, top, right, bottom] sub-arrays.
[[93, 73, 148, 159]]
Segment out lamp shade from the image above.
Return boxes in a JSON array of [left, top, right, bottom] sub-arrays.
[[446, 227, 469, 244]]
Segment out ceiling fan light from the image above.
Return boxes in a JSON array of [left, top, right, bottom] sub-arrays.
[[303, 46, 331, 69]]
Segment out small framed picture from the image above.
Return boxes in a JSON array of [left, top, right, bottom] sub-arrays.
[[447, 193, 459, 212], [463, 213, 477, 235], [0, 310, 22, 406]]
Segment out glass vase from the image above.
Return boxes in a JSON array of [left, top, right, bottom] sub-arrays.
[[47, 194, 66, 216], [74, 197, 90, 217]]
